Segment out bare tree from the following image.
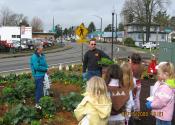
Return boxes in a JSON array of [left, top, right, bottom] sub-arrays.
[[31, 17, 44, 32], [0, 6, 13, 26], [122, 0, 169, 43], [0, 6, 29, 26]]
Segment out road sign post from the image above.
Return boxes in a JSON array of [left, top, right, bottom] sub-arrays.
[[75, 23, 88, 62]]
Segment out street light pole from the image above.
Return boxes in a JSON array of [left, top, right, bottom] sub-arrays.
[[19, 20, 22, 51], [61, 27, 63, 45], [93, 15, 103, 40], [115, 14, 118, 42], [111, 12, 114, 59]]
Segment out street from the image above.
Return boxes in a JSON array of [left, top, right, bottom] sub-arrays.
[[0, 42, 149, 74]]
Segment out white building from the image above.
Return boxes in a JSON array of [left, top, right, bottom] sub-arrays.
[[0, 26, 32, 42], [125, 22, 167, 46]]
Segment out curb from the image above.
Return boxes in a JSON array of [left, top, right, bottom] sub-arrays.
[[0, 45, 72, 59]]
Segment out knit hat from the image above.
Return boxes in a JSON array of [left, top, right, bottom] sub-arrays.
[[35, 42, 43, 50], [155, 62, 167, 70]]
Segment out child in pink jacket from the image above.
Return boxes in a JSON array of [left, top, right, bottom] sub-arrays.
[[146, 62, 175, 125]]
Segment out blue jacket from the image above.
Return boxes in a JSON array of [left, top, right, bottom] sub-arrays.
[[30, 52, 48, 77]]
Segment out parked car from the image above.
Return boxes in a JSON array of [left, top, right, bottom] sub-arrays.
[[12, 40, 28, 50], [141, 42, 158, 49], [22, 38, 35, 50], [0, 40, 14, 52]]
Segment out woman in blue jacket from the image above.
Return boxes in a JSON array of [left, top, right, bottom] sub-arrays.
[[30, 44, 48, 109]]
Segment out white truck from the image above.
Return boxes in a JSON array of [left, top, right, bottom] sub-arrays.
[[141, 42, 158, 49]]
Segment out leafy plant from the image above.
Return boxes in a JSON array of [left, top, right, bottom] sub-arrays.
[[31, 120, 41, 125], [39, 96, 56, 117], [123, 37, 136, 47], [2, 87, 17, 104], [3, 73, 17, 84], [60, 92, 83, 112], [0, 117, 3, 125], [98, 57, 114, 66], [50, 71, 65, 82], [17, 73, 32, 81], [15, 79, 35, 99], [3, 104, 37, 125]]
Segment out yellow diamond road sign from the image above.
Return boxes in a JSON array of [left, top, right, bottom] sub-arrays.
[[75, 24, 88, 40]]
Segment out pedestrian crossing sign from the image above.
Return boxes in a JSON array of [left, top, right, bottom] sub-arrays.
[[75, 23, 88, 40]]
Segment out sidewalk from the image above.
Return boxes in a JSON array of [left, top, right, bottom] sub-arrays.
[[0, 45, 72, 59]]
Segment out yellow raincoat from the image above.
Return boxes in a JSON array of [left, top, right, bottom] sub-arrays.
[[74, 93, 112, 125]]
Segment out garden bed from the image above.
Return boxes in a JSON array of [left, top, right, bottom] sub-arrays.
[[0, 66, 174, 125]]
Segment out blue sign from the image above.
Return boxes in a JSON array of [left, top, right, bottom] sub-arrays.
[[164, 28, 172, 33]]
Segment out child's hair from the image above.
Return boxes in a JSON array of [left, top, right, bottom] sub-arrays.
[[131, 53, 141, 64], [86, 76, 110, 103], [158, 62, 175, 79], [121, 62, 134, 90], [104, 64, 123, 86]]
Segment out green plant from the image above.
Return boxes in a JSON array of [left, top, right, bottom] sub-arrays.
[[60, 92, 83, 112], [17, 73, 32, 81], [2, 87, 17, 104], [0, 117, 3, 125], [31, 120, 41, 125], [3, 104, 37, 125], [15, 79, 35, 99], [39, 96, 56, 117], [3, 73, 17, 84], [50, 71, 66, 82], [98, 57, 114, 66], [123, 37, 135, 47]]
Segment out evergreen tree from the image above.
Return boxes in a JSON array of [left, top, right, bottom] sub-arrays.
[[104, 24, 112, 32], [118, 22, 124, 31], [88, 22, 96, 33]]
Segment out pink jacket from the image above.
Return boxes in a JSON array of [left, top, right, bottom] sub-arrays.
[[151, 82, 174, 121]]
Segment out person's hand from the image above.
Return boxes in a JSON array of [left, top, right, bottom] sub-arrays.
[[145, 101, 152, 109], [46, 69, 49, 75]]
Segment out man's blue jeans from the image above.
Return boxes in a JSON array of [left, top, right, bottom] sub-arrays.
[[87, 70, 101, 80], [156, 119, 171, 125], [34, 76, 44, 104]]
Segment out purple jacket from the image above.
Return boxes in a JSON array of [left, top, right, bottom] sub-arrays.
[[151, 82, 174, 121]]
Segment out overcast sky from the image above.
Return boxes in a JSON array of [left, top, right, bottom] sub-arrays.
[[0, 0, 174, 31]]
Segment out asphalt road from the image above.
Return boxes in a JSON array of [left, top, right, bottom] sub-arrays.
[[0, 42, 149, 74]]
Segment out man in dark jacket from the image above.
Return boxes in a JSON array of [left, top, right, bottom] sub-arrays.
[[83, 39, 110, 80]]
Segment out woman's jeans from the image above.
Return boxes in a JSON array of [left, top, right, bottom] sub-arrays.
[[87, 70, 101, 80], [34, 76, 44, 104], [156, 119, 171, 125]]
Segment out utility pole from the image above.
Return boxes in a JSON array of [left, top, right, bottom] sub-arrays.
[[111, 12, 114, 59], [115, 14, 118, 42], [92, 15, 103, 41]]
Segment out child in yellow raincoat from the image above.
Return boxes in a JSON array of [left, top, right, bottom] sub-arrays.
[[74, 76, 112, 125]]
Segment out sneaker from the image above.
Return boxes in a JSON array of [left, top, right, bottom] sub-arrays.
[[35, 104, 42, 109]]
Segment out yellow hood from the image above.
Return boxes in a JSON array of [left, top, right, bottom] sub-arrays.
[[74, 93, 112, 125]]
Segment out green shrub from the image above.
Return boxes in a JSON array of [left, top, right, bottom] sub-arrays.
[[3, 104, 37, 125], [15, 79, 35, 99], [2, 87, 17, 104], [31, 120, 41, 125], [39, 96, 56, 117], [50, 71, 66, 82], [3, 73, 17, 84], [123, 37, 135, 47], [60, 92, 83, 112]]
